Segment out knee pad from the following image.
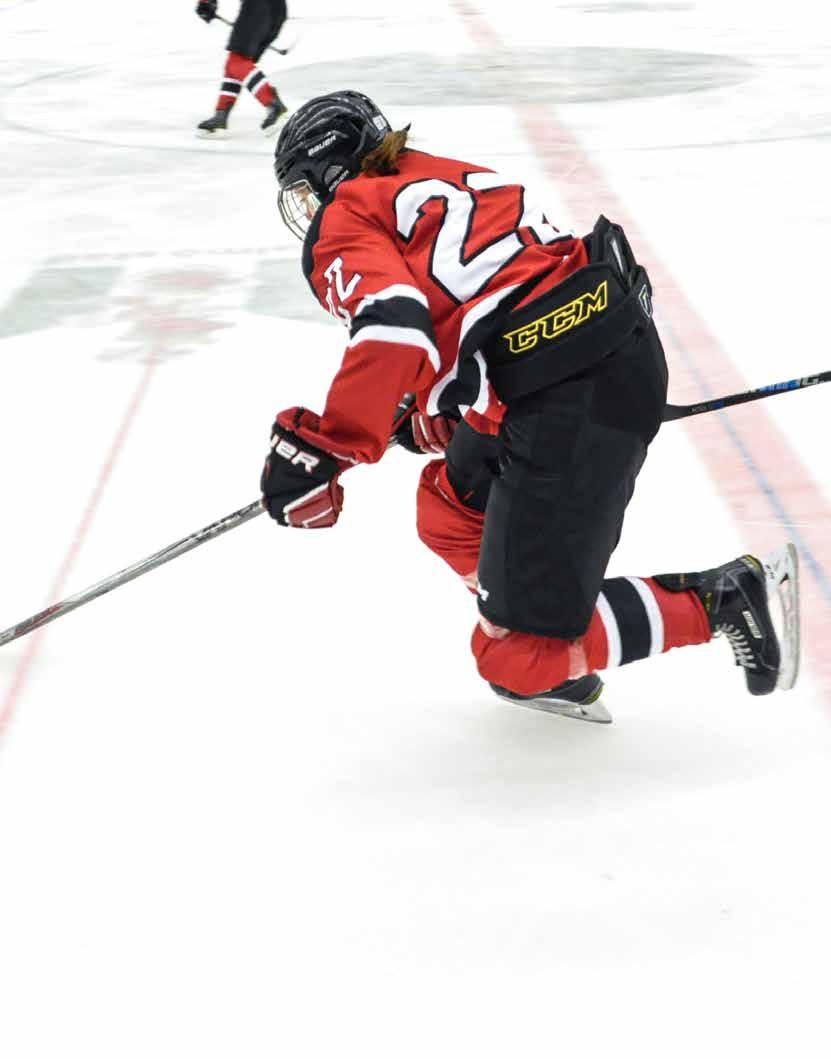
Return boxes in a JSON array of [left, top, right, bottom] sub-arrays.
[[416, 461, 484, 581]]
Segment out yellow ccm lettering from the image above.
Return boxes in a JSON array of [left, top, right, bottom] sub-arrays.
[[503, 280, 609, 355]]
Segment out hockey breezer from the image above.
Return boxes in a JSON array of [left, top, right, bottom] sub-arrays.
[[213, 12, 296, 56]]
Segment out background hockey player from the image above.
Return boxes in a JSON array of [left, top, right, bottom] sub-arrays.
[[195, 0, 289, 137], [260, 90, 798, 720]]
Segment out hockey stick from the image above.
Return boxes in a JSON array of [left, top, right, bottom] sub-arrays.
[[662, 371, 831, 421], [0, 397, 415, 649], [214, 13, 296, 56], [0, 499, 266, 648], [4, 370, 822, 649]]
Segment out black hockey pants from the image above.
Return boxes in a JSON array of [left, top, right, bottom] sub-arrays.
[[457, 322, 667, 639], [228, 0, 287, 60]]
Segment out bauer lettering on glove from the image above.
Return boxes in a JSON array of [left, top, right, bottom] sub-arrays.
[[394, 410, 460, 455], [260, 408, 352, 528]]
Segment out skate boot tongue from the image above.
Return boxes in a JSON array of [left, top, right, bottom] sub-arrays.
[[699, 555, 780, 695]]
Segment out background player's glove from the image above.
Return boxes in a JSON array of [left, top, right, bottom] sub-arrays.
[[195, 0, 218, 23], [394, 410, 460, 454], [260, 408, 350, 528]]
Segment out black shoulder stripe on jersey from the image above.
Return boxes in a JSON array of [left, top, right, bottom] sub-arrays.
[[350, 294, 437, 342]]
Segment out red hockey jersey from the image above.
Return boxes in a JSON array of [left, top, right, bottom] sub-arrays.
[[300, 148, 589, 463]]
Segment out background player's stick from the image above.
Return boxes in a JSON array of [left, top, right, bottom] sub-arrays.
[[0, 396, 415, 649], [214, 13, 296, 56], [663, 371, 831, 421]]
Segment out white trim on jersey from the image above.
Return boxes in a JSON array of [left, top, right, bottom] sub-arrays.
[[354, 284, 429, 317], [625, 576, 665, 656], [426, 283, 522, 416], [459, 282, 522, 349], [347, 324, 441, 373], [470, 351, 491, 414], [596, 592, 622, 668]]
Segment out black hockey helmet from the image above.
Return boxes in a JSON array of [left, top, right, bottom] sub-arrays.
[[274, 90, 392, 239]]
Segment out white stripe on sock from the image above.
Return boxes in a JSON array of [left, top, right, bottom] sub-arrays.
[[625, 576, 665, 656], [596, 592, 622, 668]]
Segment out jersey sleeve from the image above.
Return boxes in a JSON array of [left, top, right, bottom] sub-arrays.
[[303, 198, 442, 463]]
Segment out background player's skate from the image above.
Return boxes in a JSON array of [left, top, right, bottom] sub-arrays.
[[195, 0, 290, 138]]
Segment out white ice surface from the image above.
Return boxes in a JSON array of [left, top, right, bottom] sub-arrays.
[[2, 0, 831, 1056]]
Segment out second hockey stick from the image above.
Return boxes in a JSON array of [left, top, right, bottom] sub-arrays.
[[662, 370, 831, 421], [214, 13, 295, 56], [1, 371, 825, 649]]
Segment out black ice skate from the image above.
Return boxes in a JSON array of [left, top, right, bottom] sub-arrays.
[[490, 673, 611, 724], [657, 544, 800, 695], [261, 99, 288, 135], [196, 110, 229, 137]]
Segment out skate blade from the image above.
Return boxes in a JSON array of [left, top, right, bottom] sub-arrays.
[[763, 542, 801, 691], [495, 691, 613, 724], [195, 129, 228, 140]]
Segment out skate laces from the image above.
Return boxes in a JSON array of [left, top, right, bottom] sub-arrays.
[[714, 622, 757, 669]]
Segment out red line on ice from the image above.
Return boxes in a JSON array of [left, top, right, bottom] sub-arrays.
[[453, 0, 831, 696], [0, 361, 156, 742]]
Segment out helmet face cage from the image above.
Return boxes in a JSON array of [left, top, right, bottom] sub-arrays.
[[278, 180, 321, 241], [274, 90, 391, 240]]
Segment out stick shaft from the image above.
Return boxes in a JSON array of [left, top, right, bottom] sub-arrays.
[[0, 501, 265, 647], [1, 371, 824, 647], [662, 371, 831, 421], [214, 13, 289, 54], [0, 397, 415, 649]]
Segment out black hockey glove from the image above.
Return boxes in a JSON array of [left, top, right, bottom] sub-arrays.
[[260, 408, 350, 528], [394, 410, 460, 454], [195, 0, 218, 23]]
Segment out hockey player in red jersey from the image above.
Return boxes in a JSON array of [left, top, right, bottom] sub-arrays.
[[195, 0, 288, 137], [260, 90, 799, 721]]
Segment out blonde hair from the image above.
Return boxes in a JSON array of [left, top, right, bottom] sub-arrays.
[[361, 128, 410, 176]]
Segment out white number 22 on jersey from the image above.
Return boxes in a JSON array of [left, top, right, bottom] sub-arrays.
[[394, 172, 557, 303]]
